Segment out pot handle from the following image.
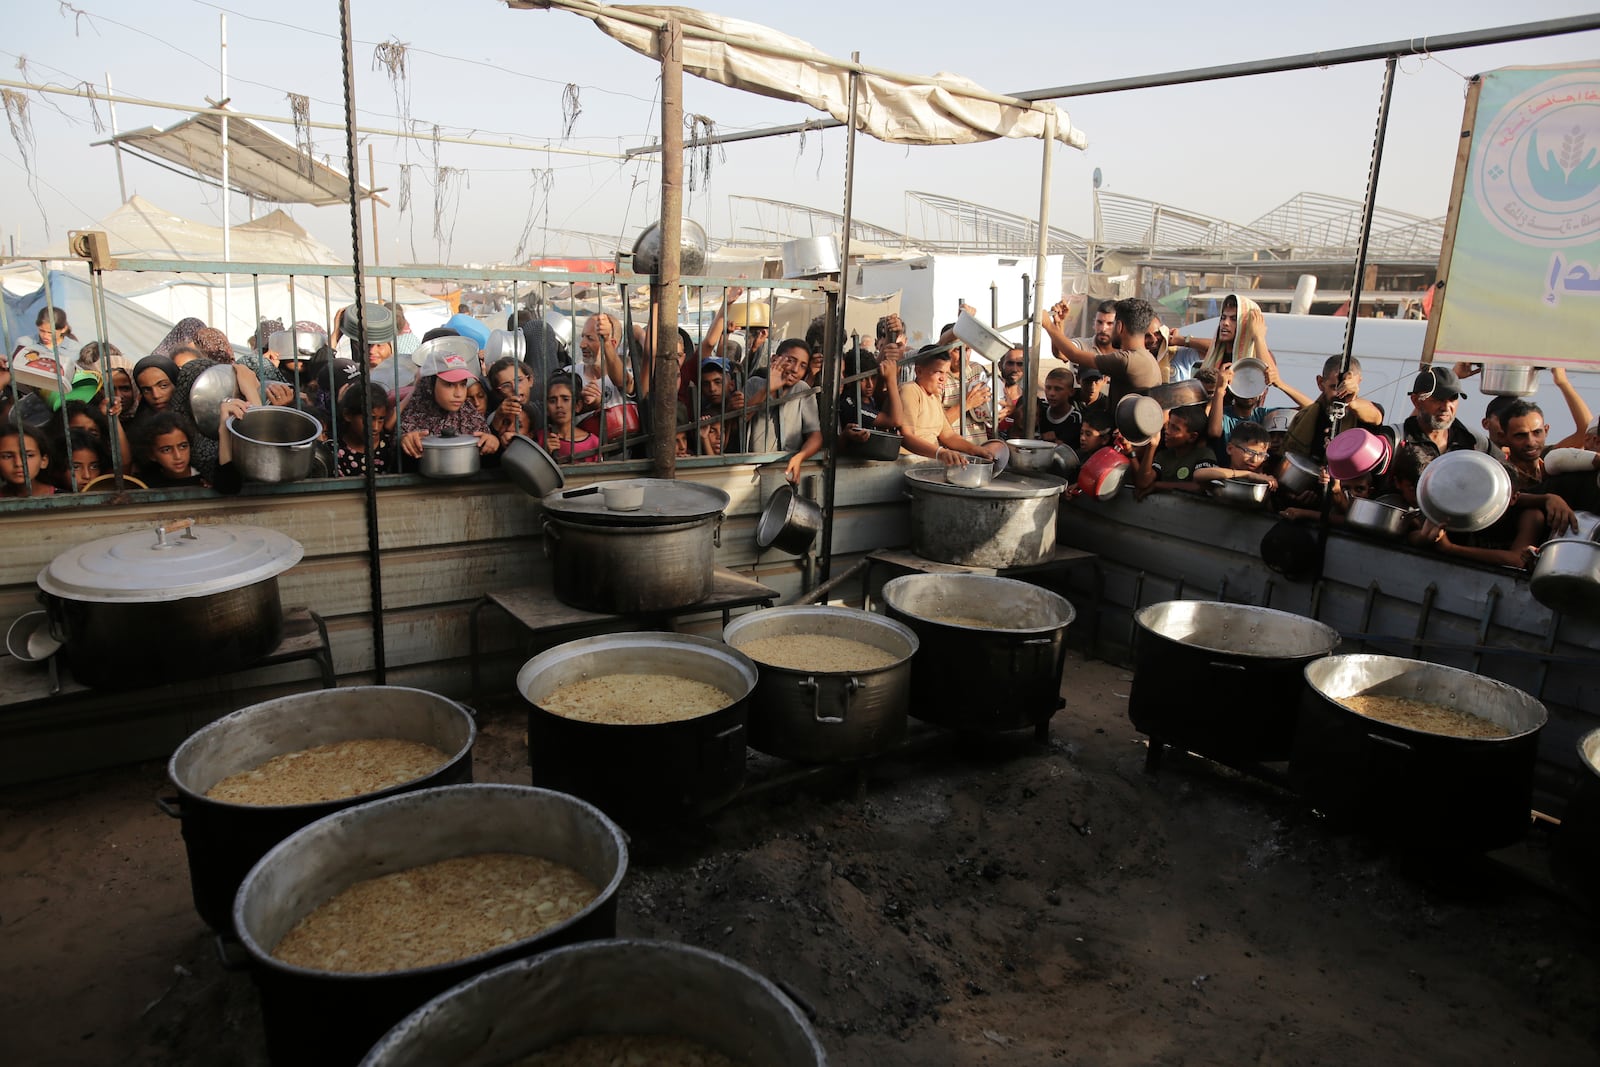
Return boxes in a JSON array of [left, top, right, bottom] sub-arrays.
[[713, 513, 724, 549], [152, 518, 198, 548], [1207, 661, 1249, 671], [1008, 636, 1055, 678], [541, 517, 561, 558], [154, 794, 183, 819], [774, 976, 820, 1022], [1367, 731, 1413, 753], [699, 720, 744, 773]]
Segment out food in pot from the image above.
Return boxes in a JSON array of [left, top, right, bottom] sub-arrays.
[[272, 853, 598, 973], [925, 615, 998, 629], [1339, 694, 1510, 739], [513, 1034, 744, 1067], [543, 674, 732, 724], [204, 739, 452, 806], [735, 634, 897, 671]]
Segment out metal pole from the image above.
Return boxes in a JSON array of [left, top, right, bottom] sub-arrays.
[[818, 51, 862, 586], [1024, 110, 1056, 440], [337, 0, 386, 683], [105, 72, 127, 203], [219, 14, 231, 335], [368, 143, 382, 302], [651, 18, 685, 479]]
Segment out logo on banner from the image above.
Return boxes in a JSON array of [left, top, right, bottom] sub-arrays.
[[1477, 71, 1600, 247]]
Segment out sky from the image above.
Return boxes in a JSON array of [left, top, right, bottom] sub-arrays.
[[0, 0, 1597, 265]]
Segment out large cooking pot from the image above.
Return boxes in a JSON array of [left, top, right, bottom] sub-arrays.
[[843, 426, 904, 461], [756, 483, 822, 555], [227, 407, 323, 483], [37, 520, 302, 689], [540, 479, 729, 614], [1345, 496, 1414, 539], [1005, 438, 1056, 473], [1278, 452, 1324, 495], [234, 784, 627, 1067], [781, 235, 841, 279], [882, 574, 1075, 733], [904, 466, 1066, 569], [361, 940, 826, 1067], [1292, 655, 1547, 851], [1130, 600, 1340, 763], [163, 687, 476, 933], [518, 632, 758, 828], [724, 606, 918, 762], [1528, 538, 1600, 621], [1480, 363, 1540, 397], [418, 433, 482, 480], [1147, 380, 1207, 411], [1553, 730, 1600, 897]]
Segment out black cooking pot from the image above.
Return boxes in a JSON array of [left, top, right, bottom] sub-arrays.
[[37, 519, 302, 688], [882, 574, 1075, 732], [1130, 600, 1340, 763], [517, 632, 759, 829], [1292, 655, 1547, 851], [162, 687, 476, 933], [1553, 730, 1600, 898]]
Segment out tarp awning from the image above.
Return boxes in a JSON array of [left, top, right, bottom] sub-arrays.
[[515, 2, 1087, 148], [101, 112, 375, 206]]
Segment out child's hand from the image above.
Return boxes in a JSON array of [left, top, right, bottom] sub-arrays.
[[476, 432, 500, 455], [401, 431, 425, 458]]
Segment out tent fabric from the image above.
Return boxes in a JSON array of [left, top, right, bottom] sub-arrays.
[[23, 195, 346, 265], [533, 2, 1086, 149], [103, 113, 374, 206]]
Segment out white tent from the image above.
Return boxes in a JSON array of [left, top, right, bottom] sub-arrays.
[[5, 197, 449, 350]]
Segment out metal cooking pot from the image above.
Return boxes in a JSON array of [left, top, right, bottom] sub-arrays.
[[1147, 380, 1207, 410], [418, 433, 482, 479], [781, 235, 841, 278], [1207, 478, 1270, 506], [1479, 363, 1540, 397], [1228, 357, 1270, 399], [190, 362, 243, 438], [541, 480, 729, 614], [1345, 496, 1415, 538], [944, 459, 996, 488], [632, 219, 708, 275], [1050, 444, 1081, 477], [952, 311, 1012, 362], [227, 407, 323, 484], [1005, 438, 1057, 473], [360, 940, 826, 1067], [5, 609, 60, 662], [904, 467, 1066, 568], [233, 784, 627, 1067], [1077, 447, 1131, 499], [883, 574, 1075, 733], [1292, 654, 1547, 851], [163, 687, 476, 933], [1528, 538, 1600, 620], [724, 606, 918, 762], [37, 520, 301, 689], [1416, 449, 1513, 532], [1279, 452, 1324, 495], [1553, 730, 1600, 897], [1130, 600, 1340, 763], [756, 483, 822, 555], [501, 434, 565, 498], [518, 632, 758, 828], [844, 426, 903, 461]]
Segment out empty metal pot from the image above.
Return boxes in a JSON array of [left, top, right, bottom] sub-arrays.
[[1479, 363, 1540, 396], [360, 940, 826, 1067], [756, 483, 823, 555], [234, 784, 628, 1067], [1130, 600, 1340, 763], [1292, 655, 1547, 851], [724, 605, 918, 762], [1553, 730, 1600, 898], [418, 434, 482, 480], [1005, 439, 1057, 473], [227, 407, 323, 483], [1345, 496, 1415, 538], [883, 574, 1075, 732], [163, 686, 476, 933], [1528, 538, 1600, 621]]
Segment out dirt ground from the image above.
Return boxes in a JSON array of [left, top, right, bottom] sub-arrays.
[[3, 651, 1598, 1067]]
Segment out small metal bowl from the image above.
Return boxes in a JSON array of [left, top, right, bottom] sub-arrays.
[[944, 459, 996, 488]]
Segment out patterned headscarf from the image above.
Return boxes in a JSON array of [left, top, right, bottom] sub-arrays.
[[251, 318, 284, 352], [196, 327, 234, 364], [399, 374, 491, 438], [152, 317, 206, 359]]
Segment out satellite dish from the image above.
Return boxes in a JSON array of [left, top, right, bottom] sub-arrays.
[[1092, 168, 1103, 190]]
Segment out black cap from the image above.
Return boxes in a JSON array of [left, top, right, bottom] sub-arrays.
[[1411, 365, 1463, 400]]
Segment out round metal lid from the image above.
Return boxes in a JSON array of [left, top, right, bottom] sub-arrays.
[[540, 478, 729, 526], [37, 521, 304, 603], [904, 465, 1067, 500]]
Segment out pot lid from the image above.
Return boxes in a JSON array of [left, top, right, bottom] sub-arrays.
[[904, 466, 1066, 500], [541, 478, 729, 525], [38, 521, 303, 603]]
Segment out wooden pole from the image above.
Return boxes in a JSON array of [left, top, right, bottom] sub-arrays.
[[652, 18, 684, 479]]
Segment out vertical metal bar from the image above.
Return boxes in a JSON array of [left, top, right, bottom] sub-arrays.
[[1472, 586, 1501, 674], [1025, 109, 1055, 441], [1339, 56, 1398, 382], [287, 277, 303, 413], [1412, 583, 1437, 658], [1359, 581, 1380, 653], [89, 268, 124, 483], [1019, 274, 1036, 438], [651, 18, 685, 479], [337, 0, 385, 684], [105, 71, 128, 203], [41, 267, 69, 495]]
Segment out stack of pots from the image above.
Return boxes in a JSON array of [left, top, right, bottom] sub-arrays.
[[162, 687, 477, 932], [882, 574, 1076, 733], [517, 632, 759, 828], [540, 479, 730, 613]]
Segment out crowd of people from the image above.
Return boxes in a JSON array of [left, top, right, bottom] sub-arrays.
[[4, 288, 1596, 575]]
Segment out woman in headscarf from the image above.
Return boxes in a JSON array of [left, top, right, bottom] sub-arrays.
[[130, 354, 181, 432], [152, 317, 206, 360]]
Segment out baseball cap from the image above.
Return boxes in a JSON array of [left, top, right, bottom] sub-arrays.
[[415, 335, 480, 382], [1411, 365, 1463, 400], [700, 356, 729, 375], [1265, 408, 1295, 434], [341, 302, 396, 346], [1078, 367, 1106, 383]]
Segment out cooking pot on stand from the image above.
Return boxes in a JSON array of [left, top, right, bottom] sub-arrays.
[[781, 235, 841, 278], [540, 479, 729, 614], [360, 940, 826, 1067], [163, 687, 476, 933], [227, 407, 324, 484], [1292, 655, 1547, 851], [38, 520, 301, 689], [904, 467, 1066, 569], [233, 784, 628, 1067], [724, 606, 918, 762], [882, 574, 1076, 734], [1130, 600, 1340, 764], [518, 632, 758, 828]]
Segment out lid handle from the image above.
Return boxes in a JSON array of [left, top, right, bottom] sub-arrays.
[[153, 518, 198, 549]]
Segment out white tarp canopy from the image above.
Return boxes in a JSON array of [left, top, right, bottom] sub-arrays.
[[513, 1, 1087, 148], [99, 112, 376, 206]]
